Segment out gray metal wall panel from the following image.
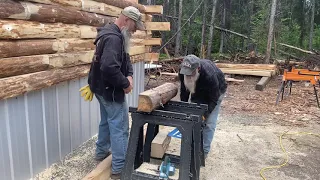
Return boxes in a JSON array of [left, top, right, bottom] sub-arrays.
[[126, 61, 144, 107], [7, 96, 31, 180], [90, 96, 99, 137], [26, 90, 46, 176], [68, 79, 82, 150], [80, 78, 91, 142], [0, 101, 13, 180], [56, 82, 71, 159], [43, 88, 60, 166]]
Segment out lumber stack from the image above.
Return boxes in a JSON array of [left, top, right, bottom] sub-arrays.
[[216, 63, 278, 77], [0, 0, 170, 100]]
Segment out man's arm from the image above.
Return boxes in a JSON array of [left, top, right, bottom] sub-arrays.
[[179, 73, 190, 102], [205, 74, 220, 117], [100, 36, 130, 89]]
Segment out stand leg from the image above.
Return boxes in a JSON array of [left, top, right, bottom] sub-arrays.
[[276, 81, 285, 105], [314, 85, 320, 108]]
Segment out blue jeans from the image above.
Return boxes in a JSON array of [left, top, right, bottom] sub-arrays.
[[203, 93, 225, 155], [95, 94, 129, 174]]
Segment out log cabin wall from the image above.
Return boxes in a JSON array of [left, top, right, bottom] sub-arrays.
[[0, 0, 168, 179]]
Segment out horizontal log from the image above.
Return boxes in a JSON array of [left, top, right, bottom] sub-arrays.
[[137, 83, 178, 112], [0, 0, 114, 27], [255, 77, 271, 91], [145, 22, 170, 31], [220, 68, 273, 77], [144, 5, 163, 14], [131, 38, 161, 46], [129, 46, 146, 56], [130, 54, 145, 63], [0, 39, 95, 58], [0, 19, 96, 39], [25, 0, 148, 21], [0, 51, 94, 78], [0, 65, 90, 100], [145, 53, 159, 62], [278, 43, 315, 54], [215, 63, 277, 70], [0, 20, 148, 39], [93, 0, 146, 12]]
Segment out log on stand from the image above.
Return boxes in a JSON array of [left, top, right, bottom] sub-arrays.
[[137, 83, 178, 112]]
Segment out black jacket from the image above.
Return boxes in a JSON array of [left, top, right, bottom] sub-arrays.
[[88, 23, 133, 103], [179, 59, 227, 117]]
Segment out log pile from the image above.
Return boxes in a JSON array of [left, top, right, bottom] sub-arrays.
[[0, 0, 170, 100]]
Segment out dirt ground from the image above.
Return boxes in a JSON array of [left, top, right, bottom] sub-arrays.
[[33, 74, 320, 180]]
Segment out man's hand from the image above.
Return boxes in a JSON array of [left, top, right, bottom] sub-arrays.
[[124, 76, 133, 94]]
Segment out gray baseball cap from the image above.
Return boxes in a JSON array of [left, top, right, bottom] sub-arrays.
[[122, 6, 145, 30], [180, 55, 201, 75]]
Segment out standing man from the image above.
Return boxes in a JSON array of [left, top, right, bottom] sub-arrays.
[[83, 6, 145, 180], [179, 54, 227, 158]]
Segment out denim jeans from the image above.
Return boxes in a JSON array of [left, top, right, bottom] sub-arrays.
[[203, 93, 225, 155], [95, 94, 129, 174]]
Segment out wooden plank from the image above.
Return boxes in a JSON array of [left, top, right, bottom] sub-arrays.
[[0, 0, 115, 27], [135, 163, 179, 180], [255, 77, 271, 91], [137, 83, 178, 112], [151, 131, 171, 158], [145, 22, 170, 31], [131, 38, 162, 46], [82, 156, 112, 180], [144, 5, 163, 14], [0, 65, 90, 100], [145, 53, 160, 62], [129, 45, 146, 56], [0, 51, 94, 78], [0, 39, 95, 58], [220, 68, 273, 77], [215, 63, 277, 70]]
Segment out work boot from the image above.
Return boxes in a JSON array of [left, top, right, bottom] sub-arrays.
[[94, 151, 111, 162], [110, 173, 121, 180]]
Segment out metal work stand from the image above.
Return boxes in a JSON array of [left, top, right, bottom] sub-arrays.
[[121, 101, 207, 180]]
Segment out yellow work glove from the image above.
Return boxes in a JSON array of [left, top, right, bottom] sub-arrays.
[[79, 85, 94, 102]]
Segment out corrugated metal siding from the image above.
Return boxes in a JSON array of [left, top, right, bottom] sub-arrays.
[[0, 62, 144, 180]]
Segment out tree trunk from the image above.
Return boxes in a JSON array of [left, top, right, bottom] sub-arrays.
[[0, 0, 114, 27], [219, 1, 226, 54], [174, 0, 183, 57], [137, 83, 178, 112], [0, 39, 95, 58], [0, 65, 90, 100], [265, 0, 277, 64], [200, 0, 207, 58], [186, 0, 196, 55], [299, 0, 306, 47], [173, 0, 177, 33], [206, 0, 218, 59], [161, 0, 169, 47], [309, 0, 315, 50], [0, 51, 94, 78]]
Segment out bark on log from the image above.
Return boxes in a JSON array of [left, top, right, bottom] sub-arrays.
[[0, 20, 96, 39], [92, 0, 146, 12], [215, 63, 277, 70], [0, 51, 94, 78], [0, 39, 95, 58], [0, 65, 90, 100], [0, 0, 114, 27], [0, 20, 147, 40], [137, 83, 178, 112]]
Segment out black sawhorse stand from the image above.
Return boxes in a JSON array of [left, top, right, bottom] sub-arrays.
[[121, 101, 208, 180]]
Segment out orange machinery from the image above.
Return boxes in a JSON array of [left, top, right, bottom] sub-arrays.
[[276, 67, 320, 108]]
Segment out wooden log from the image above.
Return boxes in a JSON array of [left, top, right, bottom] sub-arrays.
[[82, 156, 112, 180], [0, 20, 149, 39], [145, 22, 170, 31], [137, 83, 178, 112], [0, 0, 114, 27], [92, 0, 146, 12], [215, 63, 277, 70], [0, 19, 96, 39], [255, 77, 271, 91], [131, 38, 162, 46], [225, 78, 244, 83], [151, 131, 171, 159], [0, 39, 95, 58], [144, 5, 163, 14], [0, 65, 90, 100], [130, 54, 145, 63], [277, 43, 315, 54], [0, 51, 94, 78], [129, 45, 145, 56], [220, 68, 273, 77]]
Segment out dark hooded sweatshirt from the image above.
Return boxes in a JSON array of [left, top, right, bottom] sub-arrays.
[[88, 23, 133, 103]]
